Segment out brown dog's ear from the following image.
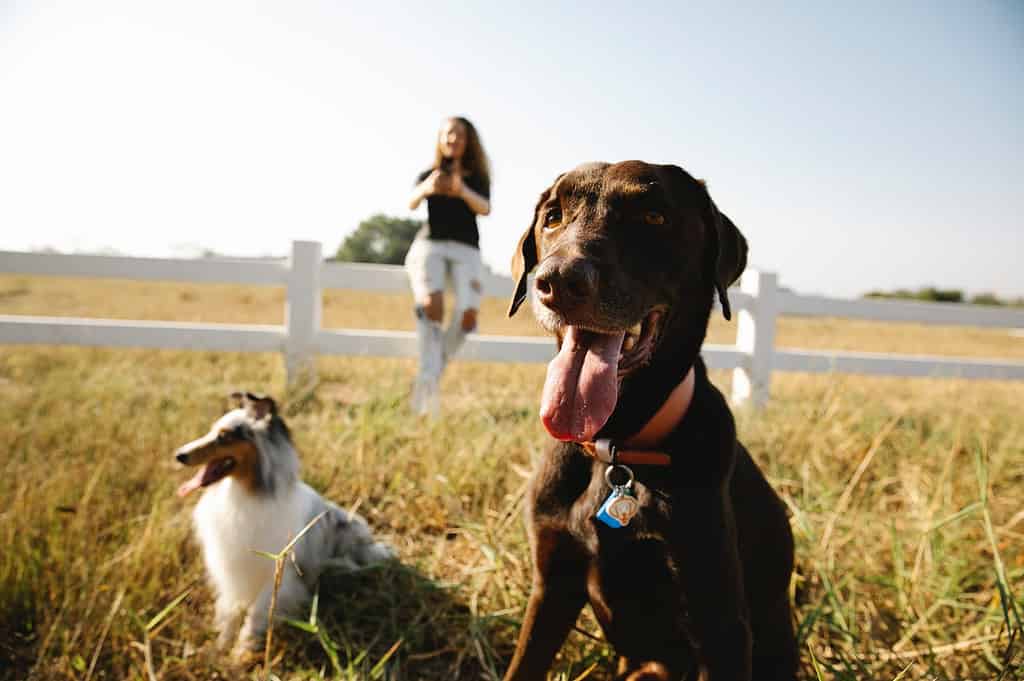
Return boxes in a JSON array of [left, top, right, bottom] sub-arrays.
[[508, 180, 560, 317], [702, 192, 748, 321], [508, 224, 537, 317]]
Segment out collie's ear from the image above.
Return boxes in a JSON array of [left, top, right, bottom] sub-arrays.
[[241, 392, 277, 420], [509, 178, 561, 317], [703, 196, 748, 320]]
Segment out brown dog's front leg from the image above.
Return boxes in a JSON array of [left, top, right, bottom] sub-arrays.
[[503, 533, 587, 681], [674, 490, 752, 681], [504, 577, 587, 681]]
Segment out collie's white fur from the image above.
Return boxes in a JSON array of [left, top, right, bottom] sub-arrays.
[[175, 394, 392, 656]]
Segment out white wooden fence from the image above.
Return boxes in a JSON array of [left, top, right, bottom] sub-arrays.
[[2, 240, 1023, 407]]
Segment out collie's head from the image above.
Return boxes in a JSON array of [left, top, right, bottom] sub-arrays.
[[175, 392, 298, 498]]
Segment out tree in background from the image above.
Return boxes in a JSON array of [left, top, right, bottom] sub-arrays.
[[969, 292, 1003, 307], [333, 214, 421, 264], [863, 287, 1022, 307], [864, 286, 963, 303]]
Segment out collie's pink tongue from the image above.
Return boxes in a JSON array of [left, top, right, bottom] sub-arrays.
[[540, 326, 624, 442], [177, 467, 206, 497]]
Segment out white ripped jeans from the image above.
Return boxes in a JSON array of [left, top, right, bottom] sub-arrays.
[[404, 234, 482, 412]]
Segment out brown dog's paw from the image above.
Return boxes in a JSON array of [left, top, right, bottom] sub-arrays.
[[616, 661, 674, 681]]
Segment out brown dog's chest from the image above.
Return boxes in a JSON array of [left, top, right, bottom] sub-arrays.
[[531, 443, 680, 543], [569, 463, 673, 541], [530, 455, 697, 647]]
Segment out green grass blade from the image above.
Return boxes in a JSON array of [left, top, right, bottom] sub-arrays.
[[369, 638, 403, 679], [145, 588, 191, 633]]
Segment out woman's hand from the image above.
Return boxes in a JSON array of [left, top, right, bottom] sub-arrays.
[[422, 169, 447, 196], [410, 167, 486, 212], [411, 170, 446, 209], [429, 169, 463, 197], [443, 171, 464, 197]]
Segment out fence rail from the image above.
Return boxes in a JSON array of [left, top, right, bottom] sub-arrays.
[[2, 241, 1022, 407]]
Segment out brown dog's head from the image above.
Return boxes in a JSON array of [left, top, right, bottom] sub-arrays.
[[508, 161, 747, 441]]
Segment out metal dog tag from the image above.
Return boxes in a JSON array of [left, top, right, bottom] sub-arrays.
[[596, 465, 638, 529]]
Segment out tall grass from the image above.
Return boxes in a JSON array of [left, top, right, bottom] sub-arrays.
[[1, 276, 1022, 679]]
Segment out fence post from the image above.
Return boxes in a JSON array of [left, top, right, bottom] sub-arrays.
[[732, 269, 777, 408], [285, 241, 322, 386]]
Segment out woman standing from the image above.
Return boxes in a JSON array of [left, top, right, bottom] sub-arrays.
[[405, 116, 491, 415]]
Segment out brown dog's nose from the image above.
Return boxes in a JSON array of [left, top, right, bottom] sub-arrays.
[[534, 258, 598, 314], [176, 451, 189, 464]]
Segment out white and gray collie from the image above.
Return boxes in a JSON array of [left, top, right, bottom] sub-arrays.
[[174, 392, 393, 657]]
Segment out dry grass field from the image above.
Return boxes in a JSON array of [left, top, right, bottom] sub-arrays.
[[1, 274, 1022, 680]]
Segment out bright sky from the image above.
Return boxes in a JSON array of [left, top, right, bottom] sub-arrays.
[[1, 1, 1021, 298]]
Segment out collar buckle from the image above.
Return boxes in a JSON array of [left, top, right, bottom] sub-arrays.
[[593, 438, 617, 465]]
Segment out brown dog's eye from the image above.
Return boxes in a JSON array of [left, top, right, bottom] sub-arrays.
[[644, 211, 665, 226], [542, 206, 562, 230]]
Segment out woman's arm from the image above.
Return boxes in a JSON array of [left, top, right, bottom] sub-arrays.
[[411, 170, 490, 215], [409, 171, 441, 210], [458, 182, 491, 216], [446, 173, 490, 215]]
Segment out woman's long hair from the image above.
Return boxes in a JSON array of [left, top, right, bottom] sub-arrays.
[[434, 116, 491, 195]]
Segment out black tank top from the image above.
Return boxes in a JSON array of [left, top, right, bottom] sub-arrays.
[[417, 168, 489, 248]]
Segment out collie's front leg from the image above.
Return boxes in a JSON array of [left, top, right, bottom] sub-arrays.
[[213, 597, 242, 650], [234, 570, 312, 656]]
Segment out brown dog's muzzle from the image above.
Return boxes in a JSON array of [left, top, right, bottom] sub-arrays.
[[533, 256, 598, 318]]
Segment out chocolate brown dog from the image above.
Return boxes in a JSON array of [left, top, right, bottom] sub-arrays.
[[504, 161, 797, 681]]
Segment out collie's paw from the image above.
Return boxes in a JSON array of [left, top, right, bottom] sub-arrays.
[[214, 629, 233, 651], [229, 643, 263, 668], [364, 541, 396, 565]]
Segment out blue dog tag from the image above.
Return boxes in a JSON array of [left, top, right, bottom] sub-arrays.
[[596, 487, 639, 528]]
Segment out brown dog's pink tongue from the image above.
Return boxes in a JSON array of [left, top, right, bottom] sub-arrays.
[[541, 326, 624, 442]]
